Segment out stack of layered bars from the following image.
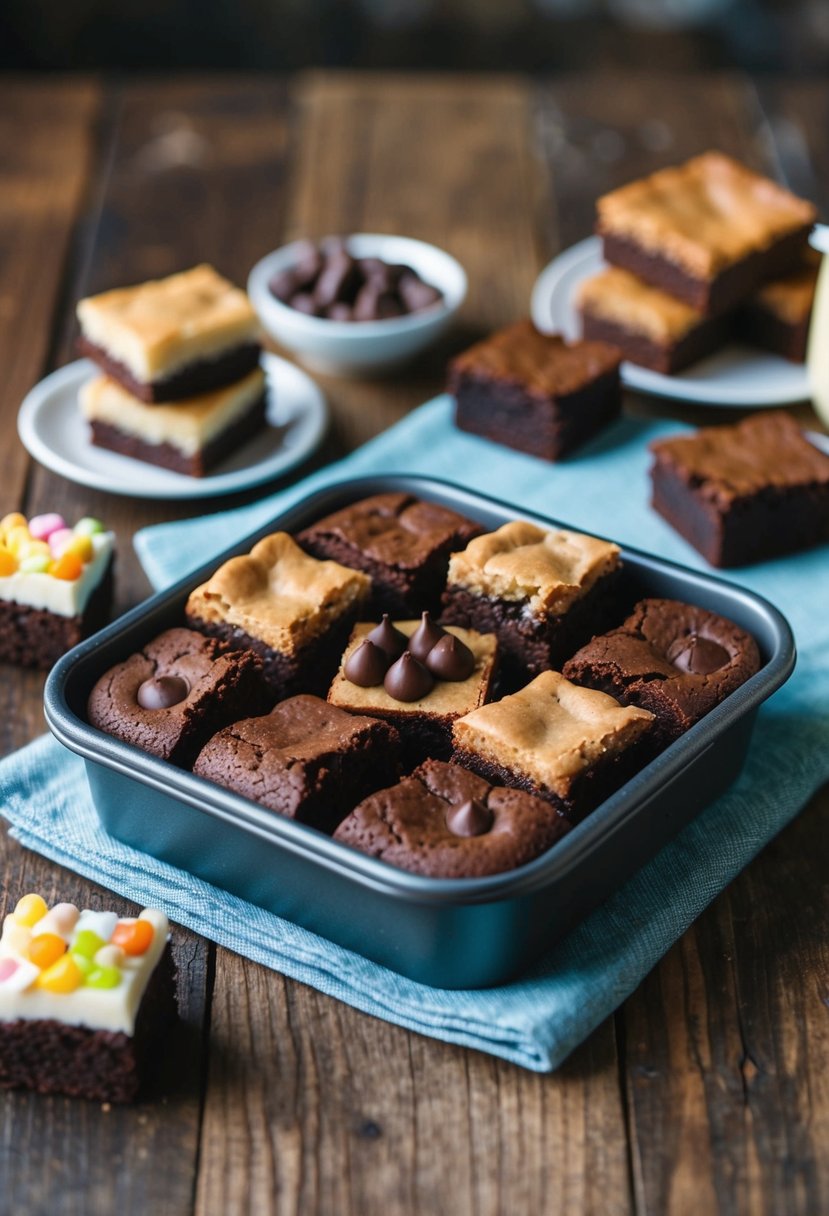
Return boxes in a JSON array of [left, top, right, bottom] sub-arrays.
[[77, 265, 266, 477], [578, 152, 818, 374]]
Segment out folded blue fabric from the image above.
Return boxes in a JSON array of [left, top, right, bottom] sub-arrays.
[[3, 396, 828, 1072]]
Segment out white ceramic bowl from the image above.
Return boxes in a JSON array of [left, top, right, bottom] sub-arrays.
[[248, 233, 467, 376]]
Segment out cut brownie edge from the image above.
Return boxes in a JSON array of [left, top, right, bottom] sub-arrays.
[[0, 556, 114, 669], [77, 335, 262, 402], [88, 392, 268, 478], [600, 227, 812, 315], [580, 309, 729, 375]]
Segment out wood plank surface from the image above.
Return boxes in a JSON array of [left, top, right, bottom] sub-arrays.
[[0, 71, 826, 1216]]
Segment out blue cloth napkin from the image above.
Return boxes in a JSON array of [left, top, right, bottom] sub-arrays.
[[3, 396, 828, 1072]]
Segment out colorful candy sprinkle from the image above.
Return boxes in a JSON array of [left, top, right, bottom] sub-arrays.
[[19, 554, 51, 574], [112, 918, 154, 956], [71, 929, 107, 959], [32, 902, 80, 939], [94, 944, 125, 969], [0, 548, 16, 576], [0, 958, 39, 992], [14, 893, 48, 927], [74, 517, 104, 536], [36, 954, 84, 994], [49, 553, 83, 581], [48, 528, 75, 558], [86, 965, 122, 989], [28, 933, 67, 970], [0, 512, 26, 536], [75, 910, 118, 942], [29, 513, 66, 541], [0, 958, 18, 983]]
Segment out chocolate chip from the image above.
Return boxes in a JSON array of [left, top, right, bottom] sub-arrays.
[[344, 640, 390, 688], [352, 281, 404, 322], [314, 250, 359, 309], [268, 269, 297, 303], [289, 292, 321, 316], [137, 675, 189, 710], [383, 652, 434, 702], [408, 611, 447, 662], [398, 272, 443, 312], [327, 302, 353, 321], [291, 240, 324, 289], [366, 615, 408, 660], [667, 633, 730, 675], [446, 798, 493, 838], [425, 634, 475, 681]]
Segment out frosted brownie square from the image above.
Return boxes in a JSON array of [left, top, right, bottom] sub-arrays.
[[441, 520, 622, 688], [733, 259, 818, 363], [77, 264, 261, 401], [328, 615, 498, 765], [186, 532, 371, 697], [79, 367, 267, 478], [597, 152, 816, 314], [453, 670, 654, 822]]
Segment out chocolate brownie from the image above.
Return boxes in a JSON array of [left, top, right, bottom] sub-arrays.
[[649, 411, 829, 567], [452, 670, 654, 823], [193, 695, 401, 833], [596, 152, 816, 314], [327, 616, 498, 766], [577, 267, 730, 375], [563, 598, 761, 750], [297, 492, 482, 617], [733, 259, 818, 364], [449, 320, 622, 461], [79, 368, 268, 479], [185, 532, 371, 697], [76, 264, 261, 402], [441, 520, 622, 690], [334, 759, 571, 878], [87, 627, 270, 768], [0, 896, 176, 1104]]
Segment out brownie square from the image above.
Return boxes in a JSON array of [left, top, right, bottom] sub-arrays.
[[79, 368, 268, 479], [87, 627, 270, 768], [193, 694, 401, 833], [441, 520, 622, 690], [649, 411, 829, 567], [452, 670, 654, 823], [733, 259, 818, 364], [596, 152, 816, 314], [297, 492, 482, 617], [0, 901, 176, 1104], [577, 267, 730, 375], [185, 532, 371, 697], [76, 264, 261, 401], [328, 618, 498, 766], [449, 320, 622, 461], [334, 759, 571, 878], [563, 598, 761, 750]]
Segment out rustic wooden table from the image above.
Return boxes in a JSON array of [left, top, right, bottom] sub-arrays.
[[1, 71, 827, 1216]]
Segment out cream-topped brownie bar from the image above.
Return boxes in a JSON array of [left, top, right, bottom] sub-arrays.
[[452, 670, 654, 822], [0, 893, 176, 1103], [597, 152, 816, 314], [441, 520, 621, 688], [328, 615, 498, 765], [77, 264, 261, 401], [577, 267, 730, 374], [0, 511, 114, 668], [186, 531, 371, 697], [80, 367, 267, 478]]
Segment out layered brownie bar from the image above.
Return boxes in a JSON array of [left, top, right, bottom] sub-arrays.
[[297, 492, 482, 617], [328, 615, 498, 765], [453, 671, 654, 823], [193, 695, 401, 833], [334, 759, 571, 878], [0, 512, 114, 668], [87, 627, 271, 768], [441, 520, 621, 689], [563, 598, 761, 750], [733, 260, 818, 363], [649, 411, 829, 567], [185, 532, 371, 697], [577, 267, 730, 374], [449, 320, 622, 461], [79, 367, 268, 479], [0, 893, 176, 1103], [597, 152, 816, 314], [77, 264, 261, 402]]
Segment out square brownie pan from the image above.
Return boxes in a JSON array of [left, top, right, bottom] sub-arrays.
[[44, 476, 795, 989]]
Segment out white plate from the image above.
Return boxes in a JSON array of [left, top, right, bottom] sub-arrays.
[[530, 237, 811, 407], [17, 354, 328, 500]]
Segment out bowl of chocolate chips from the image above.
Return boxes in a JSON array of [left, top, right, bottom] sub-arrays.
[[248, 233, 467, 375]]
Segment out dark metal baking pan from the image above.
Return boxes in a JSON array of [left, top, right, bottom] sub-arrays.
[[44, 476, 795, 988]]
